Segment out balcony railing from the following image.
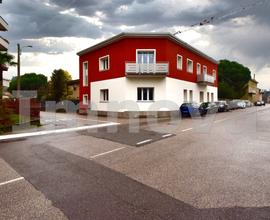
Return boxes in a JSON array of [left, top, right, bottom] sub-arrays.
[[125, 62, 169, 76], [0, 16, 8, 31], [197, 73, 215, 85], [0, 36, 9, 51]]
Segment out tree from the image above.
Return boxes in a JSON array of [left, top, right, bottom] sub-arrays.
[[48, 69, 72, 102], [218, 60, 251, 99], [8, 73, 48, 101], [0, 52, 17, 99]]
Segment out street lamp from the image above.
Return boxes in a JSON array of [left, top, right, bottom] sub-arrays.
[[17, 43, 32, 98]]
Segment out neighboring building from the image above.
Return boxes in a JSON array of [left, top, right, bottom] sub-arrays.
[[78, 33, 218, 115], [242, 75, 262, 103], [3, 78, 10, 91], [67, 79, 79, 100], [0, 1, 9, 98], [263, 90, 270, 103]]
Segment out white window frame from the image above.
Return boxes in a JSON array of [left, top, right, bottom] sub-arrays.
[[136, 49, 156, 64], [83, 94, 88, 105], [100, 89, 109, 102], [99, 55, 110, 71], [177, 54, 183, 70], [187, 59, 193, 73], [197, 63, 201, 75], [83, 61, 88, 87], [203, 65, 207, 75], [137, 87, 154, 102]]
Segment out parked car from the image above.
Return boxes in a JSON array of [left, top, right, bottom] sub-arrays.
[[199, 102, 219, 116], [215, 101, 229, 112], [180, 102, 200, 117], [261, 101, 266, 106], [236, 100, 246, 109], [254, 101, 262, 106], [244, 100, 253, 107]]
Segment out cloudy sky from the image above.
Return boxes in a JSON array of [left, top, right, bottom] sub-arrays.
[[1, 0, 270, 88]]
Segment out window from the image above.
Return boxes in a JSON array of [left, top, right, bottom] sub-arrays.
[[100, 89, 109, 102], [200, 91, 204, 103], [137, 50, 155, 64], [83, 62, 88, 86], [189, 90, 193, 102], [203, 65, 207, 74], [211, 93, 214, 102], [183, 89, 188, 102], [187, 59, 193, 73], [213, 70, 217, 79], [197, 63, 201, 75], [83, 94, 88, 105], [177, 55, 183, 70], [137, 88, 154, 101], [99, 55, 110, 71], [207, 92, 210, 102]]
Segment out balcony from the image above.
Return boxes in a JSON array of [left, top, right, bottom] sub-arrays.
[[197, 73, 215, 86], [0, 36, 9, 51], [125, 62, 169, 77], [0, 16, 8, 31]]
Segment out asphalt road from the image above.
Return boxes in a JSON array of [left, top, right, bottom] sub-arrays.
[[1, 106, 270, 219]]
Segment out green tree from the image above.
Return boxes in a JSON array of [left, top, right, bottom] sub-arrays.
[[0, 52, 17, 99], [8, 73, 48, 101], [48, 69, 72, 102], [218, 60, 251, 99]]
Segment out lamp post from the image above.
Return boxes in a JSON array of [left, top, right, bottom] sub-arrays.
[[17, 43, 32, 98]]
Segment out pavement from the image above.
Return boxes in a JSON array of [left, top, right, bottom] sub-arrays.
[[1, 106, 270, 219]]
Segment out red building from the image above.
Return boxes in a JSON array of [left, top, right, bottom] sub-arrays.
[[77, 33, 218, 114]]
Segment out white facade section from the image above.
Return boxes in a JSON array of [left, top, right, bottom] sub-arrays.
[[90, 77, 218, 112]]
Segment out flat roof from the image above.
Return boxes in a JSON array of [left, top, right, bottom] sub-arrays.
[[77, 32, 218, 64]]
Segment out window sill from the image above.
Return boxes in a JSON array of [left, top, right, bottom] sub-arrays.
[[100, 101, 109, 103], [137, 101, 155, 103], [99, 69, 110, 72]]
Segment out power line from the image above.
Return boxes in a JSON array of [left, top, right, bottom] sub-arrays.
[[173, 0, 267, 35]]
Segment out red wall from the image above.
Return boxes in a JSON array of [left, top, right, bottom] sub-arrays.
[[79, 37, 218, 105]]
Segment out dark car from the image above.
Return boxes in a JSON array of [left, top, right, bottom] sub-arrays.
[[215, 101, 229, 112], [199, 102, 219, 116], [254, 101, 262, 106], [180, 102, 200, 117]]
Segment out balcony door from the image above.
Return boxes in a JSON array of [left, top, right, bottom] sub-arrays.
[[136, 50, 156, 64]]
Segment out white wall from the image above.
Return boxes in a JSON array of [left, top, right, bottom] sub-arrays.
[[90, 77, 218, 112]]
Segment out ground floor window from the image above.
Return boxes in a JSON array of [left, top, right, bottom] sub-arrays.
[[200, 91, 204, 103], [100, 89, 109, 102], [207, 92, 210, 102], [211, 93, 214, 102], [83, 94, 88, 105], [183, 89, 188, 102], [137, 88, 154, 101], [189, 90, 193, 102]]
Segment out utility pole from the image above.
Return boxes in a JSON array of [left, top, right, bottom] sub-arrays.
[[17, 43, 21, 98]]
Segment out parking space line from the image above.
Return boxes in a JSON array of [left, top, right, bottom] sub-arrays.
[[0, 177, 25, 187], [0, 122, 120, 141], [182, 128, 193, 132], [136, 139, 153, 146], [90, 147, 126, 159], [162, 134, 173, 138]]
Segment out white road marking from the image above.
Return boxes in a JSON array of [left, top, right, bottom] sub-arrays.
[[0, 177, 25, 187], [90, 147, 126, 159], [0, 122, 120, 141], [162, 134, 173, 138], [214, 119, 227, 124], [136, 139, 153, 146], [182, 128, 193, 132]]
